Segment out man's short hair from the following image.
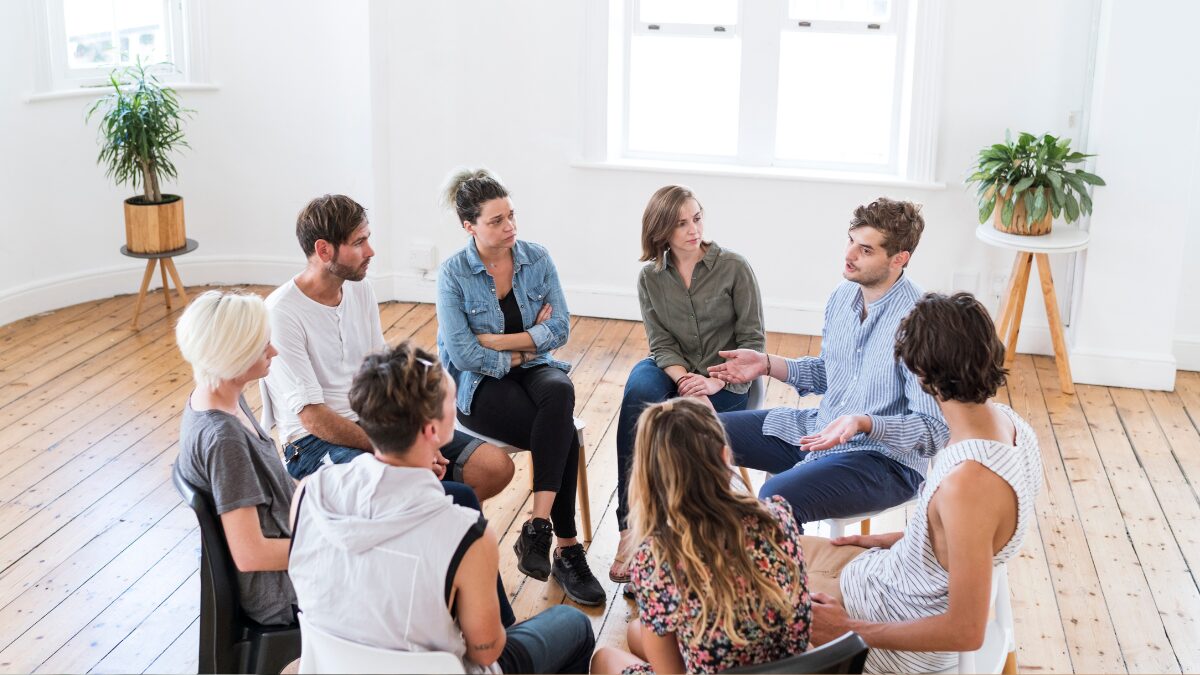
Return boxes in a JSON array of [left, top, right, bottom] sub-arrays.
[[849, 197, 925, 260], [295, 194, 367, 257], [175, 291, 270, 390], [349, 341, 446, 456], [895, 292, 1008, 404]]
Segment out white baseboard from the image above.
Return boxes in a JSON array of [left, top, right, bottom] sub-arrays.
[[1176, 334, 1200, 372], [1071, 348, 1178, 391]]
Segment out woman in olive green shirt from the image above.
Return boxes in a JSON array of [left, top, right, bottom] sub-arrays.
[[610, 185, 766, 583]]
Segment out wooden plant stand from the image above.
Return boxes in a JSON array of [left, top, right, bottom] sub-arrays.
[[119, 238, 197, 330]]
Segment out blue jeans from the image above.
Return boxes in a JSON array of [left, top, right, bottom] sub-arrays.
[[615, 357, 749, 530], [497, 605, 595, 674], [283, 430, 483, 481], [719, 409, 923, 533]]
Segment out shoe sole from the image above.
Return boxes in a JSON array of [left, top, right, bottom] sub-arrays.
[[553, 571, 606, 607], [609, 569, 631, 584], [513, 541, 550, 582]]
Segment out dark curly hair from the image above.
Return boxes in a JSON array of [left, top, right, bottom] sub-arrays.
[[849, 197, 925, 266], [895, 292, 1007, 404], [349, 341, 446, 456]]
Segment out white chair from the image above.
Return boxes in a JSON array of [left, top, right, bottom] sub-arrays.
[[824, 500, 916, 538], [935, 563, 1017, 674], [456, 417, 593, 542], [298, 615, 465, 674]]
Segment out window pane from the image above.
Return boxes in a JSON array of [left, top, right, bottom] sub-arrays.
[[775, 32, 896, 165], [639, 0, 738, 25], [63, 0, 117, 68], [788, 0, 891, 22], [628, 36, 740, 157], [113, 0, 168, 65]]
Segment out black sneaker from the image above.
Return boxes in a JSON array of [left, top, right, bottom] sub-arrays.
[[553, 543, 606, 606], [514, 518, 553, 581]]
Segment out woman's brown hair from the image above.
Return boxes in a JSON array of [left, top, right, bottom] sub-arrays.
[[894, 292, 1008, 404], [628, 398, 803, 645], [349, 340, 446, 456], [639, 185, 706, 270]]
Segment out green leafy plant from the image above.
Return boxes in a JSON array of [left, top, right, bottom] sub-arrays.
[[967, 131, 1105, 231], [86, 60, 192, 204]]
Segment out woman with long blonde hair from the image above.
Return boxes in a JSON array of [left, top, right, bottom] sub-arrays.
[[591, 398, 812, 674]]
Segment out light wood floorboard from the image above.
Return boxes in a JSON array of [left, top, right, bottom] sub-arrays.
[[0, 289, 1196, 674]]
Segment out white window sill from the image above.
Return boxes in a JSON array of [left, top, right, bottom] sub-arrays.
[[25, 82, 219, 104], [571, 158, 946, 191]]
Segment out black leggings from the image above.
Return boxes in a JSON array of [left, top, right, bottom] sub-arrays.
[[459, 365, 579, 539]]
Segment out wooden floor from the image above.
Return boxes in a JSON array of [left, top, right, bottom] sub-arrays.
[[1, 286, 1199, 674]]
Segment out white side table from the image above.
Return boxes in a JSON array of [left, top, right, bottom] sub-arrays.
[[975, 224, 1089, 394]]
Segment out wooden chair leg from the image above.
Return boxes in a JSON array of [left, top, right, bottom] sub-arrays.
[[131, 259, 157, 330], [159, 258, 172, 310], [738, 466, 753, 490], [1035, 253, 1074, 395], [164, 258, 189, 304], [1003, 253, 1034, 368], [1003, 651, 1018, 675], [576, 430, 592, 543], [860, 518, 871, 536]]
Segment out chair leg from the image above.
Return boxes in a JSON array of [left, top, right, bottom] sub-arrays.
[[576, 429, 592, 543], [1003, 651, 1018, 675], [738, 466, 753, 490], [829, 521, 845, 538], [860, 518, 871, 536]]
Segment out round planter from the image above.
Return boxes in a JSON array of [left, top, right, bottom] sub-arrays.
[[992, 187, 1052, 236], [124, 194, 186, 254]]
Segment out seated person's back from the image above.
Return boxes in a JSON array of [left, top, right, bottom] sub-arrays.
[[289, 341, 594, 674]]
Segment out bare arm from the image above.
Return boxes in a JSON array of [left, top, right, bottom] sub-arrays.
[[811, 468, 1001, 651], [640, 623, 687, 675], [221, 506, 290, 572], [297, 403, 373, 450], [455, 528, 506, 667]]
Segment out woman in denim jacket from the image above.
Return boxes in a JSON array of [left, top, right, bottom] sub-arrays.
[[436, 169, 604, 607]]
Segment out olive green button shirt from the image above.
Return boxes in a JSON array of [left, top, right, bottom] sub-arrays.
[[637, 242, 766, 394]]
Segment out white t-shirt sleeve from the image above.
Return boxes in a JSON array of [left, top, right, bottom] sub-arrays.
[[363, 280, 387, 352], [266, 303, 326, 416]]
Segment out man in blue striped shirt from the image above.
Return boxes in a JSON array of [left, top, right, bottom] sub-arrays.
[[710, 198, 949, 531]]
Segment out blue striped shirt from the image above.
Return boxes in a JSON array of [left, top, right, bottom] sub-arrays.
[[762, 274, 949, 476]]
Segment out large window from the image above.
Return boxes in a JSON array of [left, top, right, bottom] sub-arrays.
[[613, 0, 938, 180], [39, 0, 191, 91]]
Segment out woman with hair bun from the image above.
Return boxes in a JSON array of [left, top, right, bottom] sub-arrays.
[[435, 169, 604, 607], [174, 290, 296, 626]]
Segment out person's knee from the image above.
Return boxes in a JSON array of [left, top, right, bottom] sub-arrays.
[[442, 481, 482, 511], [537, 374, 576, 411], [547, 604, 595, 651], [462, 444, 515, 501]]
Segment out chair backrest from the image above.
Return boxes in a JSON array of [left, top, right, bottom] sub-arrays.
[[722, 631, 869, 674], [747, 376, 767, 410], [259, 380, 277, 433], [172, 462, 247, 674], [298, 615, 466, 674]]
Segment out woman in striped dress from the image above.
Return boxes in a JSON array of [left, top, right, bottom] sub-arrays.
[[802, 292, 1043, 673]]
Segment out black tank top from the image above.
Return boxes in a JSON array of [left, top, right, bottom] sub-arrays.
[[499, 291, 522, 335]]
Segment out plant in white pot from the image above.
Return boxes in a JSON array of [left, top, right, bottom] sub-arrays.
[[967, 131, 1105, 236], [87, 60, 193, 253]]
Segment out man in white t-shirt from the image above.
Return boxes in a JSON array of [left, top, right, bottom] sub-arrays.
[[263, 194, 515, 501]]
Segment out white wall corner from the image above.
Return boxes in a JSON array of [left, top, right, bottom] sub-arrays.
[[1175, 334, 1200, 373]]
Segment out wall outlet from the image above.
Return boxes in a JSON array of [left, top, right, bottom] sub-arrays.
[[408, 240, 437, 271]]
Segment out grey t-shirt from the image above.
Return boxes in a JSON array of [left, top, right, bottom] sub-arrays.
[[178, 394, 297, 626]]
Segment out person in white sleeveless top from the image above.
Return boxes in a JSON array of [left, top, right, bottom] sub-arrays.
[[288, 341, 595, 674], [801, 292, 1043, 674]]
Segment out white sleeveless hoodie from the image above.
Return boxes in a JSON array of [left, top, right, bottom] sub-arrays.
[[289, 453, 499, 674]]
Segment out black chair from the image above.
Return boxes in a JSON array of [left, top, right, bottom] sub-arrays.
[[723, 632, 870, 674], [172, 463, 301, 674]]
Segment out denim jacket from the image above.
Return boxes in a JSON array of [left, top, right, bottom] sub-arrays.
[[436, 238, 572, 414]]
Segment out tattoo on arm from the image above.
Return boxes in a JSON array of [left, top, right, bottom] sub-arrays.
[[470, 640, 497, 651]]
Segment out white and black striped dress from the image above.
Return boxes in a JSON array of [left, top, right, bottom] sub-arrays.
[[839, 403, 1042, 673]]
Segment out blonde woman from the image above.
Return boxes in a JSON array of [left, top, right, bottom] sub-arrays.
[[611, 184, 765, 583], [591, 398, 811, 675], [174, 291, 296, 626]]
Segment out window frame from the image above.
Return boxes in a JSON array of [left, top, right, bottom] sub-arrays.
[[603, 0, 943, 183], [32, 0, 204, 94]]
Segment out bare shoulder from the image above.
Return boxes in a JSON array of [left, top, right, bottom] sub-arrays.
[[933, 460, 1015, 516]]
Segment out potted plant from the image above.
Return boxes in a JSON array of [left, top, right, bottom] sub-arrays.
[[967, 131, 1105, 236], [87, 60, 193, 253]]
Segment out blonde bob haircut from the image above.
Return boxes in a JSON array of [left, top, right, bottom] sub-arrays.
[[175, 291, 271, 391]]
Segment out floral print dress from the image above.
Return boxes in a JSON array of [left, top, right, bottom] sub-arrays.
[[623, 496, 812, 675]]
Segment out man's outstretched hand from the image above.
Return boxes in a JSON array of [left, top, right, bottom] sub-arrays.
[[708, 349, 767, 385], [799, 414, 871, 452]]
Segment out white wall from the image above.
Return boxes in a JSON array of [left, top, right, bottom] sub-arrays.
[[2, 0, 1195, 384], [0, 0, 375, 323]]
